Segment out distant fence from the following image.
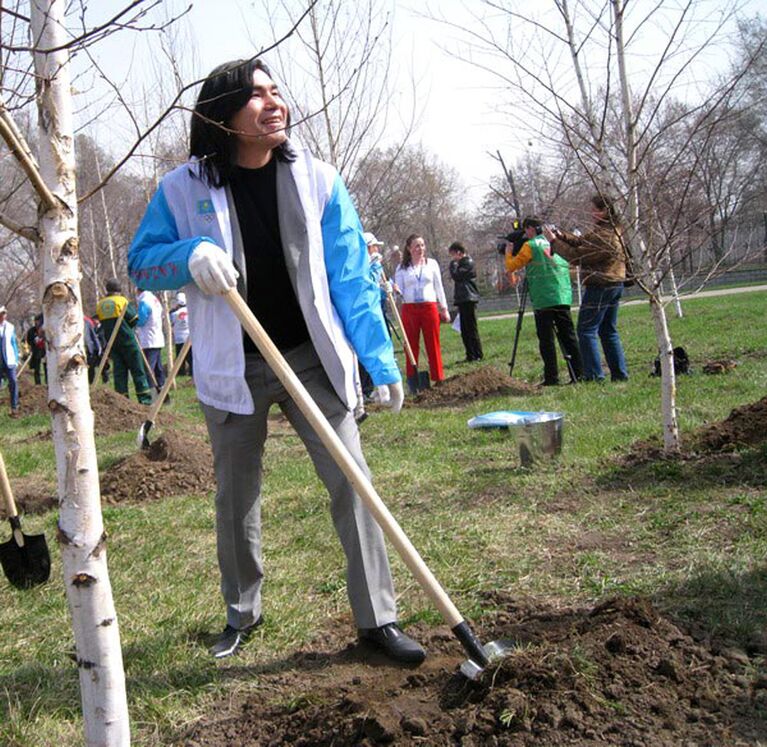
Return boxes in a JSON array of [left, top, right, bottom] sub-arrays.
[[477, 263, 767, 314]]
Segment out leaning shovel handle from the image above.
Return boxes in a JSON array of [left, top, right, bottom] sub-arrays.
[[93, 304, 128, 386], [16, 353, 32, 378], [145, 337, 191, 424], [381, 270, 417, 368], [135, 340, 158, 389], [224, 289, 465, 629], [0, 451, 23, 546]]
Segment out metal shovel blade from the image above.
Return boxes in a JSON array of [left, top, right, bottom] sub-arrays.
[[417, 371, 431, 390], [460, 639, 517, 680], [0, 521, 51, 589], [137, 419, 153, 450]]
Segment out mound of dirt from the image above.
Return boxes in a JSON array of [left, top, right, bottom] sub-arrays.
[[623, 396, 767, 470], [181, 594, 766, 746], [413, 366, 538, 407], [4, 383, 157, 436], [100, 432, 215, 504], [2, 476, 57, 516], [693, 396, 767, 452]]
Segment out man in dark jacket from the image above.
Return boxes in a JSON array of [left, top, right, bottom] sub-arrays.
[[448, 242, 483, 363], [25, 314, 46, 385]]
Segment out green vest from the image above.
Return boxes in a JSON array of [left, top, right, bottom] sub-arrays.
[[525, 235, 573, 310]]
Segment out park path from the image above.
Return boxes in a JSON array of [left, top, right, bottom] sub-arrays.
[[481, 284, 767, 322]]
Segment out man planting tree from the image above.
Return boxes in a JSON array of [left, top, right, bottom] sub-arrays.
[[128, 58, 425, 664]]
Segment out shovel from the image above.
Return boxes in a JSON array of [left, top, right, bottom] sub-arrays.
[[224, 288, 511, 679], [136, 340, 159, 390], [92, 303, 128, 387], [136, 337, 191, 449], [0, 450, 51, 589], [382, 274, 429, 393]]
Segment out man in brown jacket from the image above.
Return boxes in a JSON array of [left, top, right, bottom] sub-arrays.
[[544, 195, 629, 382]]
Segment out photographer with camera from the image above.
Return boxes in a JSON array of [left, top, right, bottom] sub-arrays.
[[505, 217, 582, 386], [544, 194, 629, 383]]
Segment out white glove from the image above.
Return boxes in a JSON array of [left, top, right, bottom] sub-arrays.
[[189, 241, 239, 295], [374, 381, 404, 414]]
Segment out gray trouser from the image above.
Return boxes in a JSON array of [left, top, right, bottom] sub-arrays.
[[201, 341, 397, 630]]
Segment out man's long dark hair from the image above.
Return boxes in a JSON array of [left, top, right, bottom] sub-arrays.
[[189, 58, 295, 188]]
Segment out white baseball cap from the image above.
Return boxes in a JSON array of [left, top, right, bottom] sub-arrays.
[[175, 292, 186, 305], [0, 305, 6, 314], [362, 231, 384, 247]]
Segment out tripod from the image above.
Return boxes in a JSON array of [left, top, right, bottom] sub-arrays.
[[508, 279, 528, 378]]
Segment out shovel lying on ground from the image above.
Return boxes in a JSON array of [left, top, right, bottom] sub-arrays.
[[0, 450, 51, 589], [92, 303, 128, 387], [224, 288, 512, 679], [136, 337, 191, 449]]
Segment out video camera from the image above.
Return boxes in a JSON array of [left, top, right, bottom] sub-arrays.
[[496, 218, 526, 257]]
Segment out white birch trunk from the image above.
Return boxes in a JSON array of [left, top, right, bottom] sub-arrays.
[[649, 296, 680, 451], [612, 0, 680, 452], [30, 1, 130, 744]]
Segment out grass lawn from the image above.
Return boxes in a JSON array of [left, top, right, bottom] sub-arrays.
[[0, 291, 765, 745]]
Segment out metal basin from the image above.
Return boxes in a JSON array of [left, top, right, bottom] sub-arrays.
[[467, 410, 564, 467]]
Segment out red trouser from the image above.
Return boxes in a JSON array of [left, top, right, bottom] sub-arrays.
[[401, 302, 444, 381]]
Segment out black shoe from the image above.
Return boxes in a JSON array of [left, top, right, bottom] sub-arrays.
[[358, 622, 426, 664], [209, 616, 263, 659]]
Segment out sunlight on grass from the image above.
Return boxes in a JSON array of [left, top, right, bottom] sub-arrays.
[[0, 292, 765, 745]]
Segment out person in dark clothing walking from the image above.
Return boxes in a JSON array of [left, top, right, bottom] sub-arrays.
[[448, 242, 483, 363], [506, 217, 583, 386]]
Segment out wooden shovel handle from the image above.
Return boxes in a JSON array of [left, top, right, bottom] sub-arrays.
[[0, 451, 23, 546], [145, 337, 191, 424], [136, 341, 158, 389], [16, 353, 32, 378], [224, 289, 464, 629], [381, 270, 417, 368], [93, 304, 128, 386]]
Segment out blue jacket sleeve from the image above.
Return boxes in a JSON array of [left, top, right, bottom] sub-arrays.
[[137, 300, 151, 327], [321, 175, 400, 385], [128, 185, 210, 291]]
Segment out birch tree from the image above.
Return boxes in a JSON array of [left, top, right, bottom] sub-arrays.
[[0, 0, 175, 741], [443, 0, 765, 451]]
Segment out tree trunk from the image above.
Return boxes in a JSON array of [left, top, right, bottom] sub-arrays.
[[649, 296, 680, 451], [30, 1, 130, 744]]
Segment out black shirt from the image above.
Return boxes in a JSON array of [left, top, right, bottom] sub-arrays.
[[229, 159, 310, 352]]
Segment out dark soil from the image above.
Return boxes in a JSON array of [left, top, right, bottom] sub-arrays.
[[99, 432, 215, 504], [6, 475, 57, 516], [412, 366, 539, 408], [4, 383, 158, 436], [693, 396, 767, 452], [180, 594, 767, 746], [621, 395, 767, 468]]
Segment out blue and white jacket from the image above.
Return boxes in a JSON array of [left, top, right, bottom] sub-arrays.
[[128, 145, 400, 415], [0, 320, 19, 368]]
